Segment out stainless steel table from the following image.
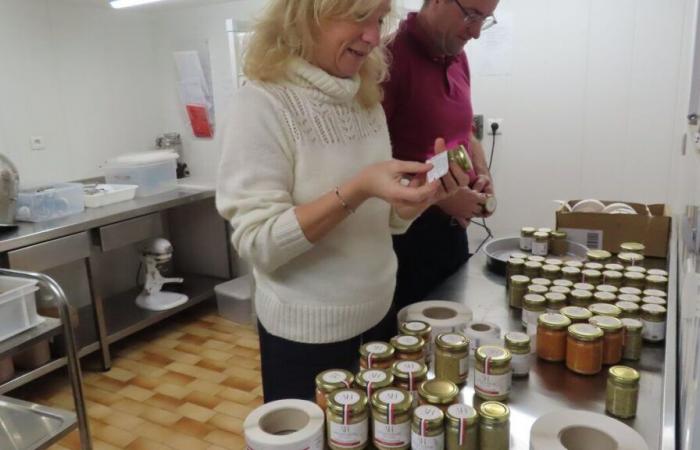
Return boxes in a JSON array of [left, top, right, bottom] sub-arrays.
[[0, 396, 76, 450], [427, 249, 676, 450]]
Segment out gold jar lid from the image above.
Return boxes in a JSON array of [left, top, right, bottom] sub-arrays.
[[608, 365, 640, 385], [602, 270, 623, 281], [521, 227, 536, 236], [621, 318, 643, 330], [582, 269, 602, 279], [534, 231, 550, 241], [510, 251, 530, 260], [528, 285, 549, 296], [475, 346, 512, 366], [588, 303, 622, 317], [542, 265, 562, 275], [625, 266, 647, 274], [605, 263, 625, 272], [584, 262, 605, 271], [392, 360, 428, 381], [523, 293, 547, 309], [641, 303, 667, 317], [642, 296, 667, 306], [538, 313, 571, 330], [316, 369, 354, 392], [447, 145, 473, 172], [596, 284, 618, 294], [564, 260, 584, 269], [545, 258, 564, 266], [643, 289, 667, 298], [479, 401, 510, 423], [531, 277, 552, 287], [553, 279, 574, 288], [528, 255, 546, 263], [587, 250, 612, 262], [412, 404, 444, 428], [356, 369, 393, 388], [568, 323, 604, 341], [446, 404, 478, 427], [360, 342, 394, 361], [550, 285, 571, 295], [619, 252, 645, 265], [418, 379, 460, 405], [550, 230, 567, 239], [589, 315, 623, 331], [646, 275, 668, 285], [510, 275, 531, 286], [400, 320, 431, 336], [561, 306, 593, 321], [525, 261, 543, 270], [505, 331, 531, 348], [617, 293, 641, 303], [619, 287, 642, 296], [562, 266, 582, 276], [574, 282, 595, 291], [647, 269, 669, 277], [508, 257, 526, 266], [615, 301, 640, 314], [593, 291, 617, 303], [571, 289, 593, 301], [624, 271, 646, 282], [620, 242, 645, 253], [390, 334, 424, 353], [327, 389, 368, 416], [371, 387, 412, 415], [537, 227, 553, 234], [436, 333, 469, 352], [545, 292, 567, 305]]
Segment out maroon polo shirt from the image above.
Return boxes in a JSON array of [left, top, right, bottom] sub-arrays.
[[383, 12, 476, 182]]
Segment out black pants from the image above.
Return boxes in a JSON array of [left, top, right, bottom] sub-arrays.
[[257, 303, 397, 402], [393, 206, 470, 312]]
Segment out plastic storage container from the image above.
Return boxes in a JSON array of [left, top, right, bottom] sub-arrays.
[[16, 183, 85, 222], [0, 276, 41, 342], [215, 274, 254, 325], [83, 184, 138, 208], [103, 151, 178, 197]]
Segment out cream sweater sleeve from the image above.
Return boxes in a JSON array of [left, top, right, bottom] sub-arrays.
[[216, 86, 313, 273]]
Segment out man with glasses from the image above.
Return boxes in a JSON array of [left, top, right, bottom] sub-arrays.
[[383, 0, 500, 313]]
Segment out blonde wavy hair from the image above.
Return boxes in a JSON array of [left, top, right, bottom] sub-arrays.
[[243, 0, 391, 108]]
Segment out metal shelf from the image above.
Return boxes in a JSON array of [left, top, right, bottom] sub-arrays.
[[0, 318, 61, 360]]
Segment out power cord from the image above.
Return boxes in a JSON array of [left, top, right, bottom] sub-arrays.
[[472, 121, 499, 255]]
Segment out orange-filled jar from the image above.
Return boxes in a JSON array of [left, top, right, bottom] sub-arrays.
[[315, 369, 354, 410], [589, 316, 624, 365], [566, 323, 604, 375], [359, 342, 395, 369], [536, 313, 571, 362], [390, 335, 425, 362]]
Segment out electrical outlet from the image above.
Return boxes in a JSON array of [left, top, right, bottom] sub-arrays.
[[488, 118, 503, 135], [30, 136, 45, 151], [473, 114, 484, 140]]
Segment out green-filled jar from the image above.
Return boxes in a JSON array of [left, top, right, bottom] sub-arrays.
[[474, 346, 512, 401], [520, 227, 536, 252], [549, 285, 571, 302], [564, 260, 584, 269], [446, 404, 478, 450], [596, 284, 618, 294], [371, 388, 412, 450], [584, 261, 605, 272], [642, 296, 667, 307], [617, 293, 642, 304], [326, 389, 369, 450], [570, 289, 593, 308], [581, 269, 602, 286], [643, 288, 667, 299], [615, 301, 640, 319], [561, 266, 582, 282], [523, 261, 542, 279], [606, 365, 640, 419], [621, 318, 643, 361], [625, 265, 647, 275], [434, 333, 470, 385], [549, 231, 568, 256], [605, 263, 625, 272], [602, 270, 624, 287], [527, 284, 549, 297], [619, 251, 645, 266], [647, 268, 669, 277], [509, 275, 530, 309], [531, 277, 552, 288], [478, 401, 510, 450], [541, 264, 561, 281], [527, 255, 546, 263], [411, 405, 445, 450], [506, 258, 525, 290]]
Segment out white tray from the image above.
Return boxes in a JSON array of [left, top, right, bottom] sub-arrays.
[[83, 184, 138, 208]]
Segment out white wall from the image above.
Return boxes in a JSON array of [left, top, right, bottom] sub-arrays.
[[0, 0, 162, 188]]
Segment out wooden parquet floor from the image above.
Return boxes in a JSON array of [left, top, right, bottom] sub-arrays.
[[18, 302, 262, 450]]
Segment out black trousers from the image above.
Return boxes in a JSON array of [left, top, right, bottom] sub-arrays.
[[257, 303, 397, 402], [392, 206, 470, 312]]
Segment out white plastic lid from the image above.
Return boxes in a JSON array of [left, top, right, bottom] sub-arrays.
[[108, 151, 178, 165]]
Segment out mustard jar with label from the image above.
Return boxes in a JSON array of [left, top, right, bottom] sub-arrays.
[[506, 258, 525, 290], [410, 405, 445, 450], [519, 227, 536, 251], [446, 404, 478, 450], [355, 369, 393, 401], [479, 401, 510, 450], [509, 275, 530, 309], [549, 230, 568, 256], [392, 360, 427, 407], [390, 335, 425, 363], [418, 379, 460, 412], [359, 342, 394, 369], [400, 321, 432, 360], [532, 231, 550, 256], [315, 369, 354, 410], [641, 304, 667, 342], [606, 365, 640, 419], [620, 242, 645, 255], [435, 333, 470, 385], [474, 346, 512, 401], [504, 332, 531, 377], [621, 318, 643, 361], [371, 388, 412, 450], [326, 389, 369, 450]]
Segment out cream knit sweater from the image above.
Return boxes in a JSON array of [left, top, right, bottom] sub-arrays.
[[216, 58, 411, 344]]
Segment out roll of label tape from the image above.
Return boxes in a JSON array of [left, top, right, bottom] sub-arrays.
[[244, 399, 325, 450]]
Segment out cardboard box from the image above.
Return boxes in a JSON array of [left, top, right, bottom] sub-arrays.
[[555, 201, 672, 258]]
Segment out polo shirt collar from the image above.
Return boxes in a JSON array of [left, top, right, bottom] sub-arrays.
[[404, 12, 458, 65]]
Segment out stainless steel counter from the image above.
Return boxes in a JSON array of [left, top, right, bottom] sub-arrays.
[[427, 249, 675, 450], [0, 395, 76, 450]]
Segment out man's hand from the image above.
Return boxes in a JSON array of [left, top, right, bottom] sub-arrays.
[[437, 188, 488, 226]]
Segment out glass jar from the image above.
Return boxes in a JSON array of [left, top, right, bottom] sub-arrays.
[[509, 275, 530, 309], [606, 366, 640, 419], [645, 275, 668, 291], [478, 401, 510, 450], [549, 285, 571, 301], [593, 291, 617, 304], [359, 342, 394, 369], [523, 261, 542, 279], [569, 289, 593, 308], [552, 279, 574, 289], [541, 264, 561, 281], [642, 296, 667, 307], [392, 360, 428, 407], [641, 304, 667, 342], [505, 332, 531, 377], [615, 301, 640, 319], [621, 318, 643, 361], [564, 260, 584, 269], [522, 294, 546, 329], [583, 261, 605, 272], [326, 389, 369, 450], [549, 230, 568, 257], [581, 269, 602, 286], [620, 242, 645, 255], [625, 265, 647, 275], [536, 313, 571, 362], [435, 333, 470, 384], [617, 293, 641, 304], [526, 284, 549, 296], [400, 320, 432, 361], [623, 272, 646, 290], [371, 388, 412, 450], [531, 277, 552, 288], [447, 145, 473, 172], [411, 405, 445, 450], [315, 369, 354, 410], [619, 286, 642, 296], [545, 258, 564, 266], [418, 379, 460, 412], [561, 266, 582, 282], [446, 404, 478, 450], [647, 268, 669, 277], [587, 249, 612, 264], [532, 231, 550, 256], [566, 323, 604, 375], [602, 270, 623, 287], [588, 303, 622, 318], [618, 251, 645, 266], [527, 255, 546, 263], [538, 227, 553, 234], [391, 335, 425, 362], [545, 292, 567, 313], [506, 258, 525, 290], [519, 227, 536, 252], [573, 282, 595, 292], [643, 289, 667, 299], [589, 315, 624, 365], [355, 369, 393, 401], [605, 263, 625, 272], [474, 346, 512, 401], [595, 284, 618, 294], [560, 306, 593, 324]]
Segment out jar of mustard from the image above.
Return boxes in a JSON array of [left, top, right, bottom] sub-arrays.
[[410, 405, 445, 450], [541, 264, 561, 281], [326, 389, 369, 450], [527, 255, 546, 263], [623, 271, 646, 290], [522, 294, 546, 329], [593, 291, 617, 305], [584, 262, 605, 272], [619, 252, 645, 267], [446, 404, 478, 450], [641, 303, 667, 342], [390, 335, 425, 362], [643, 288, 667, 299], [606, 365, 640, 419], [621, 318, 643, 361], [531, 277, 552, 288], [435, 333, 470, 384], [549, 230, 568, 256], [523, 261, 543, 279], [588, 303, 622, 318], [509, 275, 530, 309], [617, 293, 642, 304], [474, 346, 512, 401], [619, 286, 642, 297], [553, 279, 574, 289], [355, 369, 393, 401], [371, 388, 412, 450], [602, 270, 623, 287], [315, 369, 354, 410], [545, 258, 564, 266], [620, 242, 645, 255], [359, 342, 394, 369], [642, 296, 667, 307], [418, 379, 460, 412], [587, 249, 612, 264], [519, 227, 536, 251], [545, 292, 567, 313], [561, 266, 582, 282], [505, 332, 531, 377], [566, 323, 604, 375], [506, 258, 525, 290], [392, 360, 428, 407], [564, 260, 584, 269], [625, 265, 647, 275], [478, 401, 510, 450], [645, 275, 668, 291], [569, 289, 593, 308], [581, 269, 602, 286], [536, 313, 571, 362], [573, 282, 595, 292], [615, 301, 640, 319], [647, 268, 669, 277], [532, 231, 550, 256]]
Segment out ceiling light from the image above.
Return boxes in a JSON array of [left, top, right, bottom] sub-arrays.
[[110, 0, 166, 9]]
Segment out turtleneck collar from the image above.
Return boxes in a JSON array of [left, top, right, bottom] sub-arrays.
[[286, 57, 361, 104]]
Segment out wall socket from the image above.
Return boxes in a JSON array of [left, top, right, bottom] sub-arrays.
[[30, 136, 46, 151], [488, 118, 503, 135], [473, 114, 484, 140]]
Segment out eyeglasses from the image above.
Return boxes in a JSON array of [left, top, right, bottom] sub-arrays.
[[453, 1, 497, 31]]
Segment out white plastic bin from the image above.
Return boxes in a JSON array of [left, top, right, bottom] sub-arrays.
[[215, 274, 255, 325], [16, 183, 85, 222], [0, 276, 41, 342], [104, 151, 178, 197]]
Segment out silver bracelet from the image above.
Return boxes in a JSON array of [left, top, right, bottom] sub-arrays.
[[335, 186, 355, 214]]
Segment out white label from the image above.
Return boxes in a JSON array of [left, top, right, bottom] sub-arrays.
[[427, 151, 449, 183], [415, 405, 442, 420], [447, 404, 475, 419], [531, 240, 548, 256], [366, 343, 389, 353], [334, 390, 360, 405], [561, 227, 603, 250], [440, 333, 465, 345], [475, 370, 511, 397], [373, 420, 411, 448], [378, 389, 405, 404], [411, 431, 445, 450], [404, 321, 427, 332], [322, 371, 348, 384], [396, 361, 421, 373], [459, 356, 469, 377], [329, 419, 368, 449], [362, 370, 387, 383], [397, 335, 419, 346], [642, 320, 666, 341], [511, 353, 531, 375], [520, 236, 533, 251]]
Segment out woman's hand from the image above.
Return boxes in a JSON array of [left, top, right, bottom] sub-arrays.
[[353, 159, 440, 206]]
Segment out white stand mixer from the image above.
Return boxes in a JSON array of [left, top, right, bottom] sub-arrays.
[[135, 238, 188, 311]]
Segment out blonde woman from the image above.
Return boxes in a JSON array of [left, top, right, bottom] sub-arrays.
[[216, 0, 459, 402]]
